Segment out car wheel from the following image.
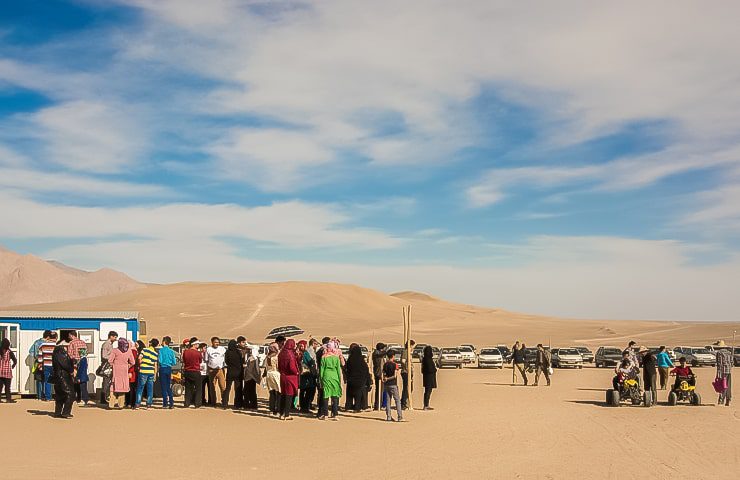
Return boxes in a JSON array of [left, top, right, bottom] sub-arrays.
[[668, 392, 677, 406], [172, 384, 184, 397]]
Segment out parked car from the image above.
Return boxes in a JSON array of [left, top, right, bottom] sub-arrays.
[[673, 346, 716, 367], [458, 345, 477, 364], [523, 347, 538, 369], [595, 346, 623, 368], [496, 345, 512, 363], [734, 347, 740, 367], [412, 344, 428, 360], [437, 347, 464, 369], [460, 344, 476, 352], [572, 346, 594, 363], [552, 348, 583, 368], [477, 347, 504, 369]]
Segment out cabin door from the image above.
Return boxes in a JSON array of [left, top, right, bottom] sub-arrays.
[[0, 324, 20, 392]]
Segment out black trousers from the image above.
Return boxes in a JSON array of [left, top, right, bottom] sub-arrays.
[[316, 387, 327, 417], [202, 374, 211, 406], [224, 377, 243, 408], [281, 394, 295, 417], [401, 372, 410, 408], [0, 377, 12, 401], [299, 382, 316, 412], [644, 370, 657, 392], [74, 382, 89, 403], [346, 382, 364, 412], [268, 390, 279, 413], [183, 371, 203, 407], [54, 379, 74, 416], [243, 379, 258, 409], [373, 377, 382, 409], [423, 387, 433, 408]]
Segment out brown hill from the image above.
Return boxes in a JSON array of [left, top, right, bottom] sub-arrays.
[[9, 281, 740, 348], [0, 246, 143, 307]]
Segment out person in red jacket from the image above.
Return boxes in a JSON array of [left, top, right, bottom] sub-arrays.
[[277, 338, 300, 420], [670, 357, 695, 391], [182, 338, 204, 408]]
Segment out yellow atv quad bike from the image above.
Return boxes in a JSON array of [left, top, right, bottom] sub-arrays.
[[668, 375, 700, 406], [607, 377, 654, 407]]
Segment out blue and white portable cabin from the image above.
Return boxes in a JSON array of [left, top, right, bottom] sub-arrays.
[[0, 311, 141, 395]]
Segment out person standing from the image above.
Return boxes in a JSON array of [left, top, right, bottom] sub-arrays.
[[656, 346, 673, 390], [158, 336, 177, 409], [66, 331, 86, 364], [223, 340, 244, 409], [345, 344, 370, 413], [277, 339, 299, 420], [533, 344, 551, 387], [383, 350, 403, 422], [640, 346, 657, 399], [37, 332, 58, 401], [299, 339, 319, 413], [30, 330, 51, 400], [372, 343, 386, 410], [716, 343, 733, 406], [127, 341, 139, 408], [107, 339, 135, 409], [182, 338, 204, 408], [319, 341, 343, 420], [315, 336, 331, 418], [263, 343, 281, 415], [198, 342, 209, 405], [401, 339, 415, 410], [75, 349, 90, 406], [51, 344, 75, 418], [0, 338, 18, 403], [511, 342, 528, 386], [135, 338, 159, 409], [243, 347, 261, 410], [421, 345, 437, 410], [205, 337, 227, 408], [99, 331, 118, 404]]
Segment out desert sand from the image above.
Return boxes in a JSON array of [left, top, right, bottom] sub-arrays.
[[9, 281, 740, 349], [4, 366, 738, 480]]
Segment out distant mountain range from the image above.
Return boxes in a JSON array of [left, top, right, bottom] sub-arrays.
[[0, 245, 144, 307]]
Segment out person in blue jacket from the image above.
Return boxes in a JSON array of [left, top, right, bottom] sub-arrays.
[[655, 346, 674, 390], [75, 349, 90, 406]]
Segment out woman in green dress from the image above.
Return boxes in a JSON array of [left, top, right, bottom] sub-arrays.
[[319, 341, 344, 420]]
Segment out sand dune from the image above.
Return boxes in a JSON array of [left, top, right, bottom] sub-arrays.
[[10, 281, 740, 348], [0, 246, 143, 307]]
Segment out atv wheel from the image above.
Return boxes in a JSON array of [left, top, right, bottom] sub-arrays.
[[172, 384, 184, 397], [607, 389, 620, 407], [668, 391, 677, 406], [643, 390, 653, 407], [691, 392, 701, 406]]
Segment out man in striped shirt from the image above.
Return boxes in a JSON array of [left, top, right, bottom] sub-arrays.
[[29, 330, 52, 400], [37, 332, 58, 401], [135, 338, 159, 409]]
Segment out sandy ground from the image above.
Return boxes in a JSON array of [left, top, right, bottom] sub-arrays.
[[4, 365, 737, 480]]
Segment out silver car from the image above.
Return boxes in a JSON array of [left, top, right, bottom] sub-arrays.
[[437, 347, 464, 369]]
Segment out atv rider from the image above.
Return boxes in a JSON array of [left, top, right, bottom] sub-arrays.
[[612, 350, 640, 390], [669, 357, 695, 391]]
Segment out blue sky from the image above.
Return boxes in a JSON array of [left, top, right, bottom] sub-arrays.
[[1, 1, 739, 320]]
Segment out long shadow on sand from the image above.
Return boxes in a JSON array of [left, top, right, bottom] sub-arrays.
[[26, 409, 57, 417], [566, 400, 714, 408], [577, 388, 607, 392], [476, 382, 531, 387]]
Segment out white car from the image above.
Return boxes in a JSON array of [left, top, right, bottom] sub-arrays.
[[458, 345, 477, 364], [477, 347, 504, 369], [551, 348, 583, 369], [673, 346, 716, 367]]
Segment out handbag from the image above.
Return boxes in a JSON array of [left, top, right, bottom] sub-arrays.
[[96, 361, 113, 378], [712, 377, 728, 393], [33, 363, 45, 382], [547, 367, 554, 375]]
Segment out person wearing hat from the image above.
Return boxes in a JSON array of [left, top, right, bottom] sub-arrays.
[[639, 346, 657, 397], [715, 340, 732, 406]]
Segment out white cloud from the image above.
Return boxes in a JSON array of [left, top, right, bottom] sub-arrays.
[[0, 168, 167, 197], [31, 101, 145, 173], [0, 192, 401, 249]]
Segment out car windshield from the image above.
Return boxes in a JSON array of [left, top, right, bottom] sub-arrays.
[[691, 348, 711, 355], [560, 349, 579, 355], [480, 349, 500, 355], [734, 348, 740, 354], [602, 348, 621, 355], [574, 347, 591, 353], [459, 347, 473, 352], [441, 348, 459, 354]]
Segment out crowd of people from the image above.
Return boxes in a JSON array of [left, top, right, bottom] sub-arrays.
[[6, 329, 437, 420]]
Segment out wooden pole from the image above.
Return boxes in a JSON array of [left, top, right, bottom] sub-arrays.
[[403, 305, 413, 411]]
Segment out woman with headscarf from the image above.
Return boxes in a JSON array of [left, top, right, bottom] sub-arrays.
[[0, 338, 17, 403], [345, 344, 370, 412], [421, 345, 437, 410], [223, 340, 243, 409], [127, 341, 139, 408], [319, 341, 343, 420], [299, 339, 319, 413], [51, 344, 75, 418], [277, 338, 299, 420], [108, 338, 135, 409], [263, 343, 281, 415]]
